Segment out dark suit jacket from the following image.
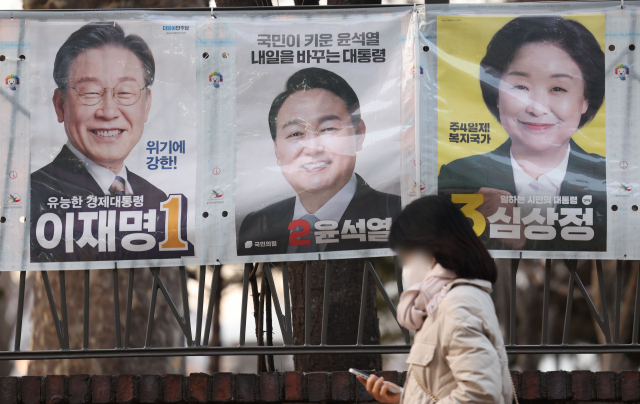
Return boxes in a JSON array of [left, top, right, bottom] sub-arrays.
[[237, 174, 401, 256], [30, 145, 195, 262], [438, 138, 607, 251]]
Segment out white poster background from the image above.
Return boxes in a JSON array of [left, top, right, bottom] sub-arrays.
[[28, 20, 198, 269], [233, 17, 404, 252]]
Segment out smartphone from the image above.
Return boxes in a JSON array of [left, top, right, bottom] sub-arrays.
[[349, 368, 403, 394]]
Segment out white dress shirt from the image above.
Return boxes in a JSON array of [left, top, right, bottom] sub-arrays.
[[511, 144, 570, 211], [288, 173, 358, 253], [66, 141, 134, 196]]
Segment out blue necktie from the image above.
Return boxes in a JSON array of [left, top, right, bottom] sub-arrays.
[[109, 175, 127, 196]]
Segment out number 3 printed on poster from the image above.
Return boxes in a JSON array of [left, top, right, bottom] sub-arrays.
[[452, 194, 486, 237]]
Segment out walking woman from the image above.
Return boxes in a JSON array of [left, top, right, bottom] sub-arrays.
[[357, 195, 515, 403]]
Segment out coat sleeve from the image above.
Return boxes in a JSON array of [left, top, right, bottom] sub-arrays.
[[438, 305, 503, 404]]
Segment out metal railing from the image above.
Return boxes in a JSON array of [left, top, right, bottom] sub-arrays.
[[1, 258, 639, 361]]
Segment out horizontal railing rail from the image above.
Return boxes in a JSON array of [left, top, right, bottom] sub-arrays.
[[1, 258, 639, 361]]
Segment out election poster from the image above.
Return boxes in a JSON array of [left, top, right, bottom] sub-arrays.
[[231, 10, 412, 260], [29, 20, 198, 267], [436, 14, 607, 252]]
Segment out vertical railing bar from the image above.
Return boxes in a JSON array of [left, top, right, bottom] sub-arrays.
[[203, 265, 220, 346], [145, 275, 159, 348], [320, 260, 332, 346], [394, 257, 411, 345], [282, 262, 293, 343], [595, 260, 612, 343], [179, 266, 194, 346], [305, 261, 312, 346], [124, 268, 135, 349], [509, 258, 519, 346], [564, 259, 611, 341], [615, 260, 623, 344], [541, 260, 551, 345], [59, 271, 70, 350], [41, 271, 65, 350], [113, 266, 122, 349], [264, 263, 292, 345], [13, 271, 25, 351], [562, 270, 575, 345], [239, 263, 251, 347], [356, 262, 369, 346], [394, 256, 404, 295], [633, 261, 640, 344], [83, 270, 90, 349], [150, 268, 193, 344], [366, 261, 407, 337], [195, 265, 206, 346]]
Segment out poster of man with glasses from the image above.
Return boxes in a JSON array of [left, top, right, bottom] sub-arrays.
[[29, 21, 196, 265]]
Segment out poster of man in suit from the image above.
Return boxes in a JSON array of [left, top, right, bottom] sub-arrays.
[[436, 15, 606, 252], [233, 12, 410, 258], [29, 21, 197, 264]]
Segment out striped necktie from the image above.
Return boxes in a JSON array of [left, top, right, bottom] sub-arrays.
[[109, 175, 128, 196]]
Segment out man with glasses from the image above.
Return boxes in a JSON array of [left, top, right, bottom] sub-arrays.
[[30, 22, 193, 262]]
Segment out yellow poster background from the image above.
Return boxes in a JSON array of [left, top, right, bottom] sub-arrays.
[[436, 14, 606, 173]]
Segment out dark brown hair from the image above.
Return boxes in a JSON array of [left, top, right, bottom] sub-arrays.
[[389, 195, 497, 283]]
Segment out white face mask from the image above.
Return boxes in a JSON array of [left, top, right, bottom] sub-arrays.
[[401, 252, 436, 288]]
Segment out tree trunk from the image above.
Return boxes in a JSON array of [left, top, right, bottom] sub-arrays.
[[28, 268, 186, 375], [0, 273, 17, 376], [289, 259, 381, 371]]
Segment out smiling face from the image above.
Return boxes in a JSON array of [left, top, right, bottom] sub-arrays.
[[497, 42, 588, 155], [53, 45, 152, 172], [273, 88, 365, 196], [8, 78, 16, 86]]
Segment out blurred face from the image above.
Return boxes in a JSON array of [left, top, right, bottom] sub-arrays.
[[400, 249, 436, 287], [497, 42, 588, 154], [53, 46, 152, 171], [273, 88, 365, 195]]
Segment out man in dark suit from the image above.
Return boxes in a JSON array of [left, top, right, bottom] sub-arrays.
[[438, 138, 606, 251], [237, 68, 401, 255], [30, 23, 193, 262]]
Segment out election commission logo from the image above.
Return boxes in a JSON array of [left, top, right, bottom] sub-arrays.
[[5, 193, 22, 209], [6, 193, 21, 204], [209, 72, 223, 88], [210, 188, 224, 200], [619, 183, 633, 194]]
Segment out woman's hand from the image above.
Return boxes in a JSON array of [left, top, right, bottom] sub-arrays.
[[356, 375, 401, 404]]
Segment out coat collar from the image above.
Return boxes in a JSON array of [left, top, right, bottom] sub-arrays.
[[445, 277, 493, 294]]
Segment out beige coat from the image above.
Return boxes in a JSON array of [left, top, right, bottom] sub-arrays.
[[400, 278, 513, 404]]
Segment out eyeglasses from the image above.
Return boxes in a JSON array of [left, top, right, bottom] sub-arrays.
[[63, 81, 147, 106]]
